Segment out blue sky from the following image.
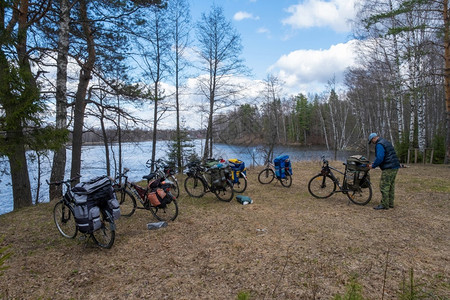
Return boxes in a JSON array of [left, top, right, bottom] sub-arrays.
[[189, 0, 358, 96]]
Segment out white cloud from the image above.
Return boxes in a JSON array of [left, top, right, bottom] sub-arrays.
[[234, 11, 260, 21], [268, 40, 359, 94], [282, 0, 356, 32], [257, 27, 270, 34], [257, 27, 272, 38]]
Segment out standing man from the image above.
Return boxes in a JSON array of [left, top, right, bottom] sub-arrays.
[[368, 133, 400, 210]]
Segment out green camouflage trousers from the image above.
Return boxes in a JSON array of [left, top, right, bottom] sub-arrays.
[[380, 168, 399, 208]]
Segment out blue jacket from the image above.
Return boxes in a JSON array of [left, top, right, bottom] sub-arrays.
[[372, 137, 400, 170]]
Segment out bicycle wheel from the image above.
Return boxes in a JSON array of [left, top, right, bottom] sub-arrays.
[[184, 176, 206, 198], [149, 199, 178, 222], [280, 174, 292, 188], [258, 168, 275, 184], [232, 176, 247, 193], [347, 184, 373, 205], [213, 180, 234, 202], [308, 174, 336, 198], [53, 201, 78, 239], [114, 187, 136, 217], [92, 210, 115, 249], [170, 177, 180, 198]]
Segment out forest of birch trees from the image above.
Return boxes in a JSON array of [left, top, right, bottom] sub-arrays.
[[216, 0, 448, 166], [0, 0, 449, 211]]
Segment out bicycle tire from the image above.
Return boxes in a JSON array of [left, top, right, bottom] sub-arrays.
[[92, 209, 115, 249], [184, 176, 206, 198], [258, 168, 275, 184], [308, 174, 336, 198], [149, 199, 179, 222], [213, 180, 234, 202], [347, 183, 373, 205], [279, 174, 292, 188], [114, 187, 136, 217], [232, 176, 248, 193], [53, 201, 78, 239], [170, 177, 180, 198]]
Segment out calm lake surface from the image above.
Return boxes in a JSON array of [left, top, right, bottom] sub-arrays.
[[0, 140, 357, 215]]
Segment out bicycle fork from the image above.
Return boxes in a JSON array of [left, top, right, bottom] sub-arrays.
[[323, 171, 346, 194]]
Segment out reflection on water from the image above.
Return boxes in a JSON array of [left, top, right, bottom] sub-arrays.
[[0, 140, 359, 215]]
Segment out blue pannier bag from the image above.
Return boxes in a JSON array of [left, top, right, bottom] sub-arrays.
[[228, 159, 246, 183], [274, 155, 292, 179]]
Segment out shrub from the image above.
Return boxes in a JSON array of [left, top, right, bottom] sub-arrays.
[[334, 276, 365, 300], [397, 268, 427, 300]]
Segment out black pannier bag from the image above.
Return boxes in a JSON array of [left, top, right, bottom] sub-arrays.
[[208, 166, 227, 189], [72, 192, 102, 234], [72, 176, 120, 233], [346, 155, 370, 189]]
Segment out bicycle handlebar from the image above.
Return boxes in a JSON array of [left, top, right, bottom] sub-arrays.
[[112, 168, 130, 182], [46, 174, 81, 186], [146, 158, 165, 169]]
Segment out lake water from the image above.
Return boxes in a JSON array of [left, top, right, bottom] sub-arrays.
[[0, 140, 355, 215]]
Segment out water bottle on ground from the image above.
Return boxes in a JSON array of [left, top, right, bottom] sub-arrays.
[[147, 221, 168, 230]]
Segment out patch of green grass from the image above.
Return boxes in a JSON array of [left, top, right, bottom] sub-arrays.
[[237, 290, 251, 300], [0, 236, 13, 276], [401, 177, 450, 193]]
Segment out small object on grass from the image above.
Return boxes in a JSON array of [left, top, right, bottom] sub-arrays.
[[236, 195, 253, 205], [256, 228, 267, 234], [147, 221, 168, 230]]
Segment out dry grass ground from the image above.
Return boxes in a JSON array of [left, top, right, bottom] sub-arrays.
[[0, 161, 449, 299]]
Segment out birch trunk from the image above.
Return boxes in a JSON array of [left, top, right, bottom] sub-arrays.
[[50, 0, 70, 200], [443, 0, 450, 164], [319, 107, 329, 150], [388, 0, 404, 141]]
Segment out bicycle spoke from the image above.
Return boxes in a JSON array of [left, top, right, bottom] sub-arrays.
[[258, 168, 275, 184], [308, 174, 336, 199], [53, 201, 77, 239]]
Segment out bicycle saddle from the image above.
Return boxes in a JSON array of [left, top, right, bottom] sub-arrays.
[[143, 173, 157, 181]]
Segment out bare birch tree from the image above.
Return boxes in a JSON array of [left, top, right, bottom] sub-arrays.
[[131, 4, 173, 171], [49, 0, 73, 200], [196, 4, 247, 161], [167, 0, 191, 171]]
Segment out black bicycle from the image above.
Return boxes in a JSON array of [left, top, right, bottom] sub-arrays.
[[48, 175, 116, 248], [184, 161, 234, 202], [307, 156, 372, 205], [48, 175, 81, 239]]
